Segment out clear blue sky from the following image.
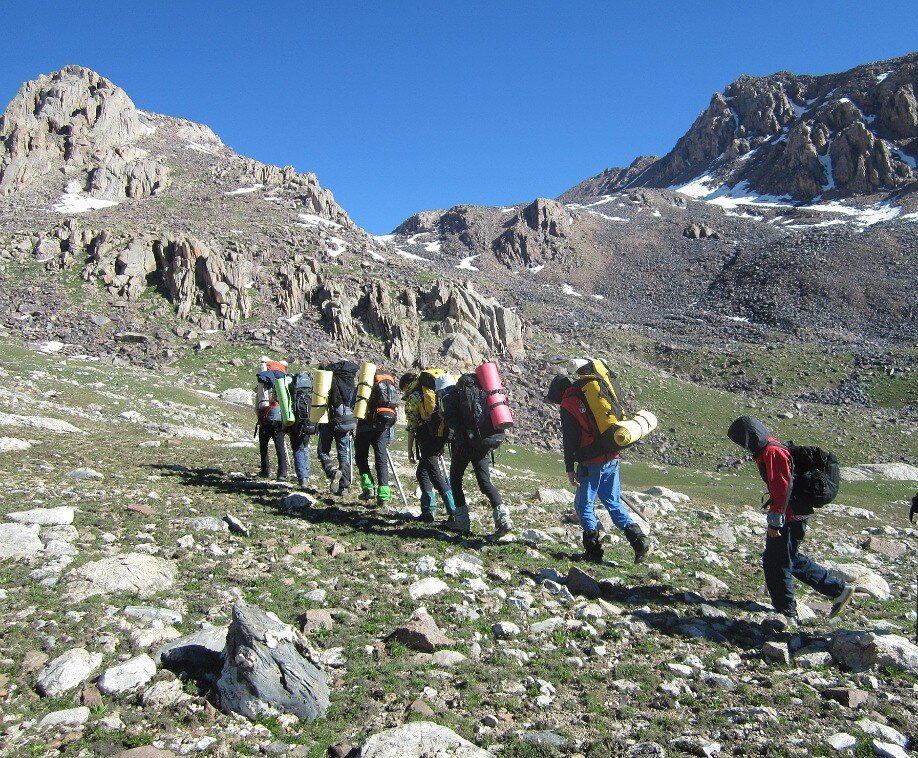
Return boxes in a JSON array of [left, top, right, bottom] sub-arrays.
[[1, 2, 915, 233]]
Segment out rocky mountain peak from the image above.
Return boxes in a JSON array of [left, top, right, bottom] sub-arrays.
[[0, 65, 169, 199], [570, 52, 918, 204]]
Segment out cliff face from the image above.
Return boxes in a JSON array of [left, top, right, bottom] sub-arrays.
[[626, 53, 917, 201]]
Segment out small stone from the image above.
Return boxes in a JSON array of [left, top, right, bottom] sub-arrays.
[[98, 653, 157, 693], [566, 565, 601, 599], [39, 706, 90, 728], [388, 611, 452, 652], [223, 514, 249, 535], [66, 467, 104, 480], [762, 641, 790, 665], [410, 699, 435, 718], [408, 577, 449, 600], [826, 733, 857, 751], [872, 741, 909, 758], [492, 621, 520, 639], [822, 687, 870, 708]]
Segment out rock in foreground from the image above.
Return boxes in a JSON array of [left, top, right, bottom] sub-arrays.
[[359, 721, 489, 757]]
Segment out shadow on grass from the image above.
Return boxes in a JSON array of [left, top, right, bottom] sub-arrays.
[[149, 463, 491, 550]]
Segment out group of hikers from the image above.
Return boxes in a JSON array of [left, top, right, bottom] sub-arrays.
[[254, 355, 860, 628]]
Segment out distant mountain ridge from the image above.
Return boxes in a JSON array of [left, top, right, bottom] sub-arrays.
[[563, 52, 918, 204]]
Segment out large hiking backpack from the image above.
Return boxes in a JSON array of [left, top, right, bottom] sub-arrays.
[[572, 359, 629, 455], [290, 373, 318, 434], [415, 369, 450, 436], [324, 360, 359, 435], [256, 369, 285, 423], [369, 372, 400, 427], [785, 443, 840, 515], [454, 373, 505, 450]]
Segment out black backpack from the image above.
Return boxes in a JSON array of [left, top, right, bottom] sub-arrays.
[[786, 443, 840, 515], [290, 373, 318, 434], [324, 360, 359, 435], [454, 373, 505, 450]]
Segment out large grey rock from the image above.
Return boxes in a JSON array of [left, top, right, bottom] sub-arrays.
[[830, 630, 918, 674], [155, 625, 228, 678], [36, 647, 103, 696], [0, 413, 84, 434], [98, 654, 157, 693], [0, 436, 31, 452], [219, 388, 255, 406], [360, 721, 489, 757], [0, 522, 43, 560], [408, 577, 449, 600], [65, 552, 177, 602], [825, 563, 890, 600], [216, 601, 329, 722], [7, 506, 76, 526], [39, 706, 91, 728]]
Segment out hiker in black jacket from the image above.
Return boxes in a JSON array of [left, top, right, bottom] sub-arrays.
[[317, 360, 358, 495]]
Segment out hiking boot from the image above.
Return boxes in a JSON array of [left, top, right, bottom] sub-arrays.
[[359, 474, 375, 500], [624, 523, 652, 564], [328, 469, 342, 494], [359, 489, 376, 501], [445, 506, 471, 534], [298, 478, 308, 489], [493, 519, 513, 539], [410, 511, 435, 523], [582, 530, 603, 563], [829, 583, 855, 619], [376, 485, 392, 509], [762, 613, 797, 633]]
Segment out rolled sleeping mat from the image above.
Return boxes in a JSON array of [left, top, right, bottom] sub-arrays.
[[486, 392, 515, 430], [309, 369, 333, 424], [475, 361, 503, 393], [275, 375, 295, 424], [613, 410, 658, 447], [353, 361, 377, 420]]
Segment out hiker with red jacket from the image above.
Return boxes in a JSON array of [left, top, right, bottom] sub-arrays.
[[544, 373, 651, 564], [728, 415, 854, 627]]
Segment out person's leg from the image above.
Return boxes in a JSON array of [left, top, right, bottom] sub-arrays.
[[374, 428, 392, 507], [762, 524, 796, 616], [469, 444, 511, 532], [290, 427, 311, 485], [335, 432, 352, 491], [788, 520, 847, 598], [575, 463, 603, 561], [258, 425, 272, 477], [596, 459, 650, 562], [448, 440, 473, 532], [317, 424, 336, 478], [421, 434, 454, 515], [272, 423, 289, 479], [354, 431, 374, 498]]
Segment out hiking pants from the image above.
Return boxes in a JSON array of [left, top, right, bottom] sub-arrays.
[[355, 425, 392, 486], [317, 424, 352, 489], [289, 423, 313, 483], [450, 438, 508, 525], [258, 421, 288, 478], [575, 458, 633, 533], [762, 519, 846, 616], [415, 427, 451, 512]]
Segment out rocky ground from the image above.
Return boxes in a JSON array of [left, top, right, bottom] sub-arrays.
[[0, 337, 916, 758]]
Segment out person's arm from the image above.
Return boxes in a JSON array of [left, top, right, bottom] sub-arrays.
[[761, 445, 792, 532], [560, 407, 581, 482]]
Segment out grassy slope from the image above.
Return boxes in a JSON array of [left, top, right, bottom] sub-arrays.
[[0, 337, 916, 757]]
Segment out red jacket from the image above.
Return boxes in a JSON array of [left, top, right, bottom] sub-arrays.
[[559, 387, 619, 469], [755, 437, 799, 523]]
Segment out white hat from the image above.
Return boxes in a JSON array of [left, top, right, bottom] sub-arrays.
[[570, 358, 591, 373]]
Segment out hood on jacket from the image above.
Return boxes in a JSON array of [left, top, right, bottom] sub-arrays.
[[544, 374, 572, 404], [727, 415, 770, 455]]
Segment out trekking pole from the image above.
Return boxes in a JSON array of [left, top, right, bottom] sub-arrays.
[[438, 455, 452, 489], [386, 449, 408, 506]]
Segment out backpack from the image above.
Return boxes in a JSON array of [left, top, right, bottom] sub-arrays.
[[324, 360, 359, 435], [571, 359, 628, 455], [412, 369, 450, 437], [454, 373, 505, 450], [786, 443, 840, 515], [291, 373, 318, 434], [369, 372, 400, 427]]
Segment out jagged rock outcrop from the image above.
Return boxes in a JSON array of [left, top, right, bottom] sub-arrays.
[[595, 52, 918, 202], [423, 281, 525, 366], [0, 65, 169, 199], [153, 238, 253, 329], [216, 601, 330, 722], [493, 198, 571, 269], [559, 155, 658, 203], [393, 209, 445, 236], [361, 280, 421, 365]]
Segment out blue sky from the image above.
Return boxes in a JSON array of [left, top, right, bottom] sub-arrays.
[[1, 2, 915, 232]]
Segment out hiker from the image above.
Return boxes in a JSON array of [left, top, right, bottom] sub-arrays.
[[444, 372, 513, 537], [288, 372, 318, 489], [354, 369, 399, 508], [399, 371, 456, 523], [317, 360, 358, 495], [544, 370, 651, 564], [910, 492, 918, 524], [254, 360, 289, 480], [727, 415, 854, 627]]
